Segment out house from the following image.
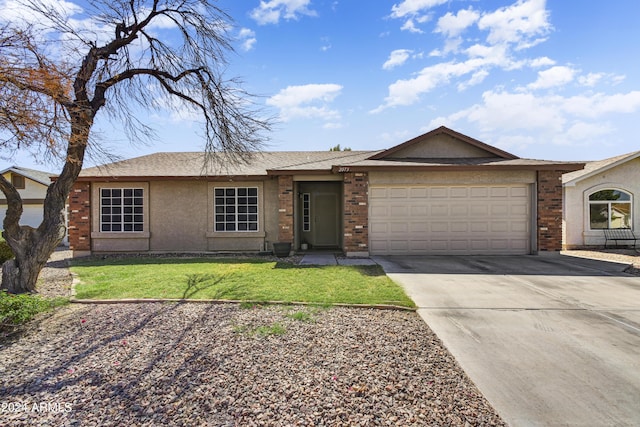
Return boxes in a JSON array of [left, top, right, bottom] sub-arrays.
[[0, 166, 60, 236], [563, 150, 640, 248], [68, 126, 584, 257]]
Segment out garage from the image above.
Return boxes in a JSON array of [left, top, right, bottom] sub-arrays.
[[369, 184, 532, 255]]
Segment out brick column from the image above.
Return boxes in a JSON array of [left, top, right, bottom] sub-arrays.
[[343, 172, 369, 256], [537, 170, 563, 252], [68, 181, 91, 256], [277, 175, 294, 243]]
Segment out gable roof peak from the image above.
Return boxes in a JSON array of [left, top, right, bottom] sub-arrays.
[[368, 126, 519, 161]]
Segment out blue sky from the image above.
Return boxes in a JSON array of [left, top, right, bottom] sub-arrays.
[[3, 0, 640, 172]]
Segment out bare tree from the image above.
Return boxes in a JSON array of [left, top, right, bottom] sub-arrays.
[[0, 0, 271, 293]]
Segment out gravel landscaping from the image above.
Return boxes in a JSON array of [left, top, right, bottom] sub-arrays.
[[0, 303, 506, 426], [0, 250, 507, 426]]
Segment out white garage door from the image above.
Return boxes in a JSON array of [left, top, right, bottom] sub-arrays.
[[369, 185, 531, 255]]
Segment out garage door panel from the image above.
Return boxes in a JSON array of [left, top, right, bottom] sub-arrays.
[[411, 206, 427, 216], [410, 188, 427, 197], [451, 222, 468, 232], [470, 205, 489, 216], [369, 222, 388, 233], [431, 222, 448, 232], [451, 188, 468, 198], [390, 206, 408, 216], [451, 205, 468, 216], [370, 184, 530, 255], [411, 222, 428, 232], [430, 188, 448, 198], [370, 187, 388, 198], [390, 222, 408, 233], [471, 222, 488, 232], [389, 188, 408, 198], [431, 205, 448, 215], [470, 187, 488, 197], [490, 187, 509, 197]]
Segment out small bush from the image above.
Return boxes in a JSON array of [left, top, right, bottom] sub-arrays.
[[0, 240, 14, 263], [0, 291, 67, 332]]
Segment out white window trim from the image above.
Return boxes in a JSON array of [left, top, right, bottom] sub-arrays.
[[91, 182, 150, 238], [587, 188, 633, 230], [207, 183, 265, 238]]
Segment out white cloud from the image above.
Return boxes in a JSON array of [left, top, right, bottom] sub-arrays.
[[391, 0, 446, 33], [477, 0, 551, 48], [565, 121, 613, 141], [578, 72, 605, 87], [400, 18, 424, 34], [383, 49, 413, 70], [373, 46, 514, 112], [529, 56, 555, 68], [238, 28, 257, 51], [428, 89, 640, 147], [435, 8, 480, 38], [457, 69, 489, 91], [527, 65, 576, 90], [267, 83, 343, 122], [1, 0, 83, 24], [251, 0, 316, 25], [390, 0, 448, 19]]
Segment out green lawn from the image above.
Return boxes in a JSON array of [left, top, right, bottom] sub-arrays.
[[70, 257, 416, 307]]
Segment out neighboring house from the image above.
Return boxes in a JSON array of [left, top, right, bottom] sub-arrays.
[[68, 126, 583, 257], [563, 150, 640, 248], [0, 166, 59, 233]]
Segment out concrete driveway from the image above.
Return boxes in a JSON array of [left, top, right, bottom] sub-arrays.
[[373, 254, 640, 427]]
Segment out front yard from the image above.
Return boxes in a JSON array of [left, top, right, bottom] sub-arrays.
[[70, 257, 416, 307]]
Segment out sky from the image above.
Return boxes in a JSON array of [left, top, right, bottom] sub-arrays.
[[3, 0, 640, 173]]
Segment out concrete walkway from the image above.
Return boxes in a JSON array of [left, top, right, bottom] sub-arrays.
[[374, 254, 640, 427], [300, 253, 377, 266], [300, 253, 337, 265]]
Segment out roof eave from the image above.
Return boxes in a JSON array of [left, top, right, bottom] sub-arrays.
[[331, 163, 585, 173], [266, 169, 335, 176], [75, 174, 272, 182], [563, 151, 640, 186]]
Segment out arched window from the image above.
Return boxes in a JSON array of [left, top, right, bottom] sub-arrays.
[[588, 189, 632, 230]]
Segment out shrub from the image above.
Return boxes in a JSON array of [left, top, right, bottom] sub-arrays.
[[0, 290, 67, 332], [0, 239, 14, 263]]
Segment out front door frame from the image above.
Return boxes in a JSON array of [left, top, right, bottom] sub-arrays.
[[294, 179, 343, 251]]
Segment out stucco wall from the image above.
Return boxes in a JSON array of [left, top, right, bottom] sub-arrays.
[[370, 170, 536, 185], [150, 180, 208, 251], [563, 158, 640, 248], [1, 172, 49, 199], [387, 134, 497, 159], [89, 178, 277, 253]]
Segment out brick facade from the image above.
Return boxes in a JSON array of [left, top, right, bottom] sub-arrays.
[[68, 182, 91, 253], [343, 172, 369, 255], [277, 175, 294, 243], [537, 170, 564, 252]]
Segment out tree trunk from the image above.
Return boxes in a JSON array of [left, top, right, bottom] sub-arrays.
[[0, 113, 90, 294], [1, 224, 65, 294]]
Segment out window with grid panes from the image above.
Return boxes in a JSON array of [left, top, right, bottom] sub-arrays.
[[214, 187, 258, 231], [100, 188, 144, 232]]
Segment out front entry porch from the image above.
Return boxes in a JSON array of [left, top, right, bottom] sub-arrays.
[[295, 181, 342, 251]]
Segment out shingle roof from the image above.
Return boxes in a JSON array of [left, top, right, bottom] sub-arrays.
[[0, 166, 56, 185], [78, 151, 379, 178], [78, 149, 584, 179], [562, 150, 640, 185]]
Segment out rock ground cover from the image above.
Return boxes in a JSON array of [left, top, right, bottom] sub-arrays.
[[0, 303, 506, 426]]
